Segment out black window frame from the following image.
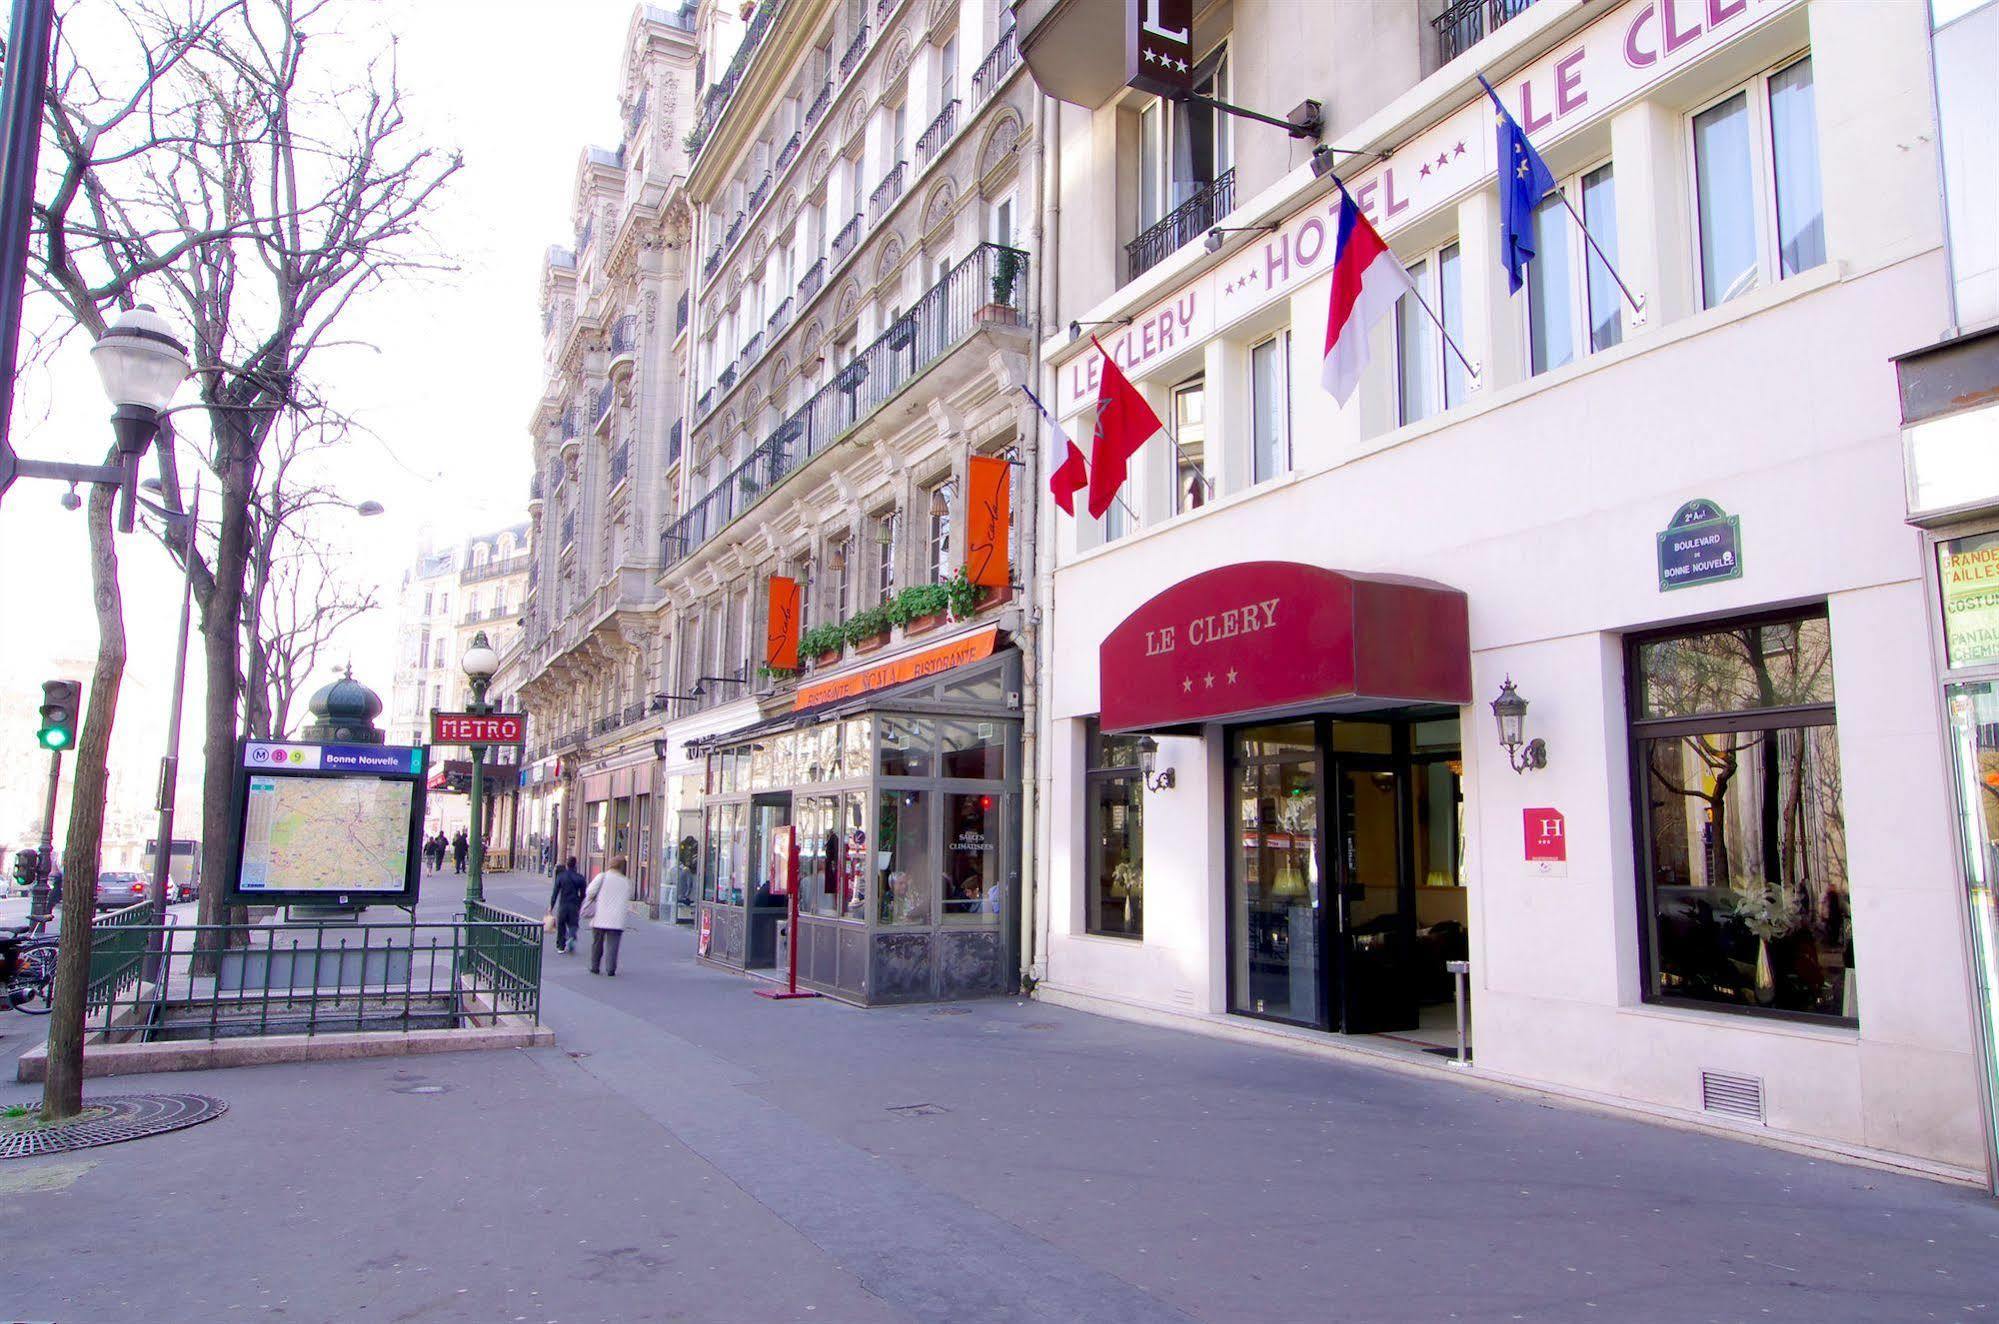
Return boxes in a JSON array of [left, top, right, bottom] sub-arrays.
[[1625, 602, 1853, 1027], [1084, 720, 1146, 940]]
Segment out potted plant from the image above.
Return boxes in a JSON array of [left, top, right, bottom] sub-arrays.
[[941, 568, 982, 621], [893, 582, 951, 635], [843, 603, 895, 652], [978, 247, 1024, 326], [756, 663, 798, 683], [798, 622, 845, 668]]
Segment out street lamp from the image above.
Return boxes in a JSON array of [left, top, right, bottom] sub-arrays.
[[90, 305, 189, 531], [461, 629, 500, 905]]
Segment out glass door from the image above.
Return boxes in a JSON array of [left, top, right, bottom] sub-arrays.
[[1332, 762, 1419, 1034], [746, 792, 792, 969], [1228, 724, 1325, 1027]]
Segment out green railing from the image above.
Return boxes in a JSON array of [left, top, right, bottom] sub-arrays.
[[85, 901, 152, 1019], [462, 901, 544, 1018]]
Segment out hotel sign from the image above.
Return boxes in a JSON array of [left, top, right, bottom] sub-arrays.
[[1127, 0, 1194, 97], [1656, 498, 1742, 592], [1054, 0, 1805, 417], [1098, 562, 1470, 732], [1524, 808, 1568, 878]]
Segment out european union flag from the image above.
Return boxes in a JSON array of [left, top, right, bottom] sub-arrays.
[[1478, 74, 1557, 294]]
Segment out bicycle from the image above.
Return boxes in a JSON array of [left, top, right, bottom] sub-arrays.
[[1, 915, 56, 1015]]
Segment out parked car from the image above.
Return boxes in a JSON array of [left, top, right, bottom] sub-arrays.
[[93, 871, 149, 910]]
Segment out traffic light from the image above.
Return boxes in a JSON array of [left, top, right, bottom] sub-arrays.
[[37, 680, 80, 751], [11, 849, 35, 888]]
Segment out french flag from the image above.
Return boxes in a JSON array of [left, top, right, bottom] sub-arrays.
[[1321, 186, 1414, 406]]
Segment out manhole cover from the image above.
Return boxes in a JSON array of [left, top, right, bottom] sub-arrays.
[[0, 1094, 226, 1159], [886, 1102, 948, 1117], [392, 1083, 448, 1095]]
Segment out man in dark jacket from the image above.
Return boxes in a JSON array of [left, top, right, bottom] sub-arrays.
[[550, 857, 587, 954], [451, 829, 469, 874]]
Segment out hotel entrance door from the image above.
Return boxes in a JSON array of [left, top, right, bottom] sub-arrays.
[[1229, 718, 1451, 1035]]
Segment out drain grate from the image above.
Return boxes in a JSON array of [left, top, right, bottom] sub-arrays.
[[1700, 1070, 1765, 1123], [0, 1094, 227, 1159]]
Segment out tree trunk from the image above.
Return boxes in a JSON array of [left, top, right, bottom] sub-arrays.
[[43, 466, 127, 1122], [192, 425, 255, 966]]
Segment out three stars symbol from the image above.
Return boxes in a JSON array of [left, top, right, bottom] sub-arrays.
[[1182, 668, 1240, 693]]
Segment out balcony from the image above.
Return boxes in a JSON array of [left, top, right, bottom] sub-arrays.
[[767, 296, 792, 338], [777, 130, 801, 171], [718, 362, 737, 391], [624, 88, 649, 140], [703, 246, 722, 280], [804, 81, 832, 131], [971, 25, 1019, 105], [831, 214, 862, 262], [799, 256, 826, 302], [839, 24, 868, 79], [667, 418, 683, 465], [608, 314, 638, 379], [1125, 167, 1234, 282], [560, 512, 576, 549], [576, 218, 594, 265], [662, 243, 1030, 574], [609, 439, 630, 488], [869, 161, 907, 224], [747, 169, 772, 213], [698, 386, 714, 417], [739, 332, 763, 371], [688, 0, 784, 161], [675, 291, 689, 333], [725, 210, 745, 250], [593, 381, 616, 429], [916, 100, 959, 169], [876, 0, 895, 18], [463, 553, 532, 584], [1433, 0, 1537, 64]]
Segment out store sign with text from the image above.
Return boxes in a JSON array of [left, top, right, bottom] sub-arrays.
[[1656, 498, 1742, 591], [1054, 0, 1804, 417], [1939, 532, 1999, 670], [1098, 562, 1470, 732], [1126, 0, 1193, 97]]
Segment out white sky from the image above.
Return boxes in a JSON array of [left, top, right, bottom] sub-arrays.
[[0, 0, 636, 843]]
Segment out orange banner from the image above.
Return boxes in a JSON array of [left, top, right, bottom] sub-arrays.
[[965, 454, 1012, 589], [765, 575, 800, 671], [792, 628, 999, 711]]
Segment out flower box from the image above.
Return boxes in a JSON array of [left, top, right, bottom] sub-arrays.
[[904, 611, 944, 636], [850, 629, 891, 654], [974, 303, 1022, 328], [813, 649, 842, 668]]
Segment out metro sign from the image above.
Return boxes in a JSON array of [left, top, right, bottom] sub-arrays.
[[431, 711, 526, 746]]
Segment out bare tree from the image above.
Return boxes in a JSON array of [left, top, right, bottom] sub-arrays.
[[28, 0, 459, 948], [257, 537, 378, 738]]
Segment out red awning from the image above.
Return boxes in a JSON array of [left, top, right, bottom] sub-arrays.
[[1098, 561, 1471, 732]]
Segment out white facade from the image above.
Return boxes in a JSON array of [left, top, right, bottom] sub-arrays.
[[1028, 0, 1987, 1181]]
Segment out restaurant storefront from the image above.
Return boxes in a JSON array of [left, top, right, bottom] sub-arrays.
[[694, 642, 1022, 1004]]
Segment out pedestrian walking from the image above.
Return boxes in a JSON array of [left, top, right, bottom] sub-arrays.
[[548, 856, 587, 954], [582, 854, 633, 976], [451, 829, 468, 874]]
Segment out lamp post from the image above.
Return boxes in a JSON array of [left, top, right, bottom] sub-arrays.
[[89, 305, 191, 531], [461, 630, 500, 906]]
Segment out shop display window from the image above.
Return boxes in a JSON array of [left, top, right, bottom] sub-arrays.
[[940, 719, 1004, 780], [942, 792, 1003, 921], [1629, 608, 1853, 1022], [840, 790, 869, 918], [878, 715, 933, 777], [877, 790, 934, 925], [1086, 724, 1145, 938]]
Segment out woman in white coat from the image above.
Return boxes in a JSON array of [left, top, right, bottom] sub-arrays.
[[582, 854, 634, 976]]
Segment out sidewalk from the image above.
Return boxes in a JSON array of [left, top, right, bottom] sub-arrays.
[[0, 868, 1993, 1322]]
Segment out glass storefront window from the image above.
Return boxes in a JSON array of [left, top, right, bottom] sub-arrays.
[[715, 801, 747, 906], [1413, 758, 1465, 888], [878, 715, 933, 777], [942, 669, 1006, 705], [701, 806, 721, 901], [941, 792, 1002, 921], [844, 719, 874, 777], [1087, 725, 1145, 938], [877, 790, 933, 925], [939, 719, 1004, 780], [1230, 735, 1323, 1025], [1938, 532, 1999, 670], [798, 795, 844, 917], [841, 791, 869, 918], [1630, 608, 1853, 1021], [750, 742, 773, 790]]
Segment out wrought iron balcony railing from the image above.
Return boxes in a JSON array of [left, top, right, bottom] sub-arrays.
[[870, 161, 907, 223], [1432, 0, 1537, 64], [747, 169, 772, 214], [800, 256, 826, 301], [719, 363, 737, 390], [725, 210, 745, 249], [777, 130, 802, 171], [610, 314, 638, 357], [594, 381, 616, 426], [831, 214, 862, 262], [662, 244, 1029, 574], [839, 24, 868, 78], [675, 291, 689, 333], [768, 296, 792, 337], [971, 25, 1018, 105], [804, 81, 832, 131], [916, 100, 959, 168], [609, 439, 629, 487], [739, 331, 763, 369], [667, 418, 683, 465], [1124, 167, 1234, 282]]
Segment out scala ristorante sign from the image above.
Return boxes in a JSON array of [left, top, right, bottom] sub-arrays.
[[1099, 562, 1471, 732], [1126, 0, 1194, 98]]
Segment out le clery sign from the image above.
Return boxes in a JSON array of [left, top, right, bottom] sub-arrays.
[[1054, 0, 1804, 419]]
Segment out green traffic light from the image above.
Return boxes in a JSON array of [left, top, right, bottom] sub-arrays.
[[38, 729, 69, 750]]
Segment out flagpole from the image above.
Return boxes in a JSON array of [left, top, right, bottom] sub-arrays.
[[1089, 336, 1213, 501], [1555, 187, 1646, 320], [1022, 381, 1142, 526]]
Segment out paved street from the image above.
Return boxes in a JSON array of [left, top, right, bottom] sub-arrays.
[[0, 869, 1995, 1323]]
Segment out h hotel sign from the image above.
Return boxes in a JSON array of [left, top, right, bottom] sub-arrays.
[[1524, 807, 1567, 878], [1099, 562, 1471, 733], [1126, 0, 1193, 98]]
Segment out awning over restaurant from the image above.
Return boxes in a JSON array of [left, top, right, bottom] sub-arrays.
[[1098, 561, 1471, 733]]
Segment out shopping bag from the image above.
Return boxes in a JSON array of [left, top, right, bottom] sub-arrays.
[[543, 911, 558, 934]]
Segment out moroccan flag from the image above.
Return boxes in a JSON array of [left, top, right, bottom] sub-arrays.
[[1087, 337, 1165, 520], [1320, 184, 1414, 405], [1025, 385, 1087, 516]]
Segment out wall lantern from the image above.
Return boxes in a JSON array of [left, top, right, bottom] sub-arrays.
[[1137, 735, 1176, 792], [1490, 676, 1547, 773]]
